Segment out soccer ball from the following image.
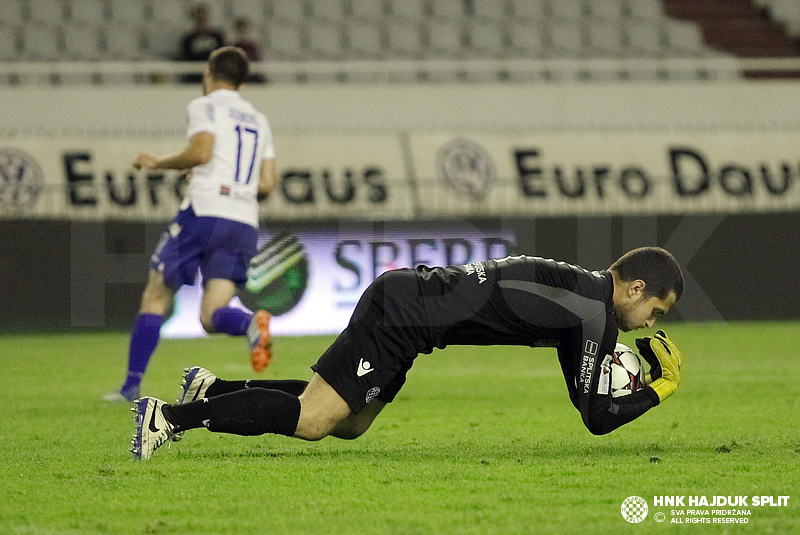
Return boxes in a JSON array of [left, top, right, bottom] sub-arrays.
[[610, 343, 643, 397]]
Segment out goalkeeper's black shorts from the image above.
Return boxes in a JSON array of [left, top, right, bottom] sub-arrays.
[[311, 268, 432, 413]]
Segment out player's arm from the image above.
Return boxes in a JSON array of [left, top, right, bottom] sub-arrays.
[[579, 331, 684, 435], [582, 383, 660, 436], [257, 157, 276, 198], [133, 132, 215, 171], [570, 334, 660, 436]]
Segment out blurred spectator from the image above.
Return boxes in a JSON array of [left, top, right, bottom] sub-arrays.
[[232, 18, 261, 61], [180, 4, 226, 83], [232, 18, 266, 83]]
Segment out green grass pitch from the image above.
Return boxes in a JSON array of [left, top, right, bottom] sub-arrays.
[[1, 322, 798, 534]]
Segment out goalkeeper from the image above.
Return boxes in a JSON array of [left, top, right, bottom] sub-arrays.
[[132, 247, 685, 459]]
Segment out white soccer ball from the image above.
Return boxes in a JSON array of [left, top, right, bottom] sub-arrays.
[[610, 343, 643, 397]]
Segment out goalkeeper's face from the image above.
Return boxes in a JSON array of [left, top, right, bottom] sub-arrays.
[[614, 289, 677, 332]]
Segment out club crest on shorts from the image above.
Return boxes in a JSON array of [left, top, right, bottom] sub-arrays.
[[365, 387, 381, 404]]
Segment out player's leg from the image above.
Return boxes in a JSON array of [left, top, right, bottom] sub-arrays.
[[178, 367, 385, 439], [296, 268, 421, 438], [132, 269, 423, 457], [106, 269, 175, 402], [294, 373, 360, 440], [177, 365, 308, 404], [199, 277, 272, 371], [130, 269, 175, 386], [140, 269, 176, 315], [201, 221, 271, 371], [157, 373, 350, 441], [132, 373, 359, 459], [199, 277, 241, 333], [329, 397, 387, 440], [106, 208, 203, 402], [186, 268, 423, 426]]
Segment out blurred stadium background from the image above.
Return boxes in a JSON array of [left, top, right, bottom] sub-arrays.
[[2, 0, 800, 334]]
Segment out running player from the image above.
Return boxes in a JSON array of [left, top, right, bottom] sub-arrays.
[[131, 247, 686, 459], [105, 47, 276, 402]]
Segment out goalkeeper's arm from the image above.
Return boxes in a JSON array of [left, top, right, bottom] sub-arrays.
[[635, 330, 684, 403]]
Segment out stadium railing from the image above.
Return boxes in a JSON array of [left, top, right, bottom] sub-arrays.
[[3, 55, 790, 86]]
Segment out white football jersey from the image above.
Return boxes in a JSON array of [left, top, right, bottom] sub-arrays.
[[180, 88, 275, 228]]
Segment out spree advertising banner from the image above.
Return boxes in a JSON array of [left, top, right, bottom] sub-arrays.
[[162, 225, 516, 337]]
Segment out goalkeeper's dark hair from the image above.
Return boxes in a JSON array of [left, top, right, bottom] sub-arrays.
[[609, 247, 684, 301], [208, 46, 250, 88]]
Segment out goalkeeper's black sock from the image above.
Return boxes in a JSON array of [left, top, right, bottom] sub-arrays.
[[162, 388, 301, 437], [205, 378, 308, 398]]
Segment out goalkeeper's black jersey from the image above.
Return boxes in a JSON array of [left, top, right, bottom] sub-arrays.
[[415, 255, 659, 434]]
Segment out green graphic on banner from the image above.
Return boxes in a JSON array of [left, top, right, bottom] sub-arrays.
[[240, 233, 309, 316]]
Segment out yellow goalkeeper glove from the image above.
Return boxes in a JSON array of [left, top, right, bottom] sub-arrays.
[[635, 330, 684, 403]]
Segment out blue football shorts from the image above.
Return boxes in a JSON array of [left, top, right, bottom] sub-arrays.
[[150, 205, 258, 290]]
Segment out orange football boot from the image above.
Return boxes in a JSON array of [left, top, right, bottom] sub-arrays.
[[247, 310, 273, 372]]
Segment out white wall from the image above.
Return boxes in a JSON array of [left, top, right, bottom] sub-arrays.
[[2, 80, 800, 135]]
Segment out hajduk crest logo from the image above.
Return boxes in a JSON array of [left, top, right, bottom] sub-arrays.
[[621, 496, 648, 523], [365, 387, 381, 404]]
